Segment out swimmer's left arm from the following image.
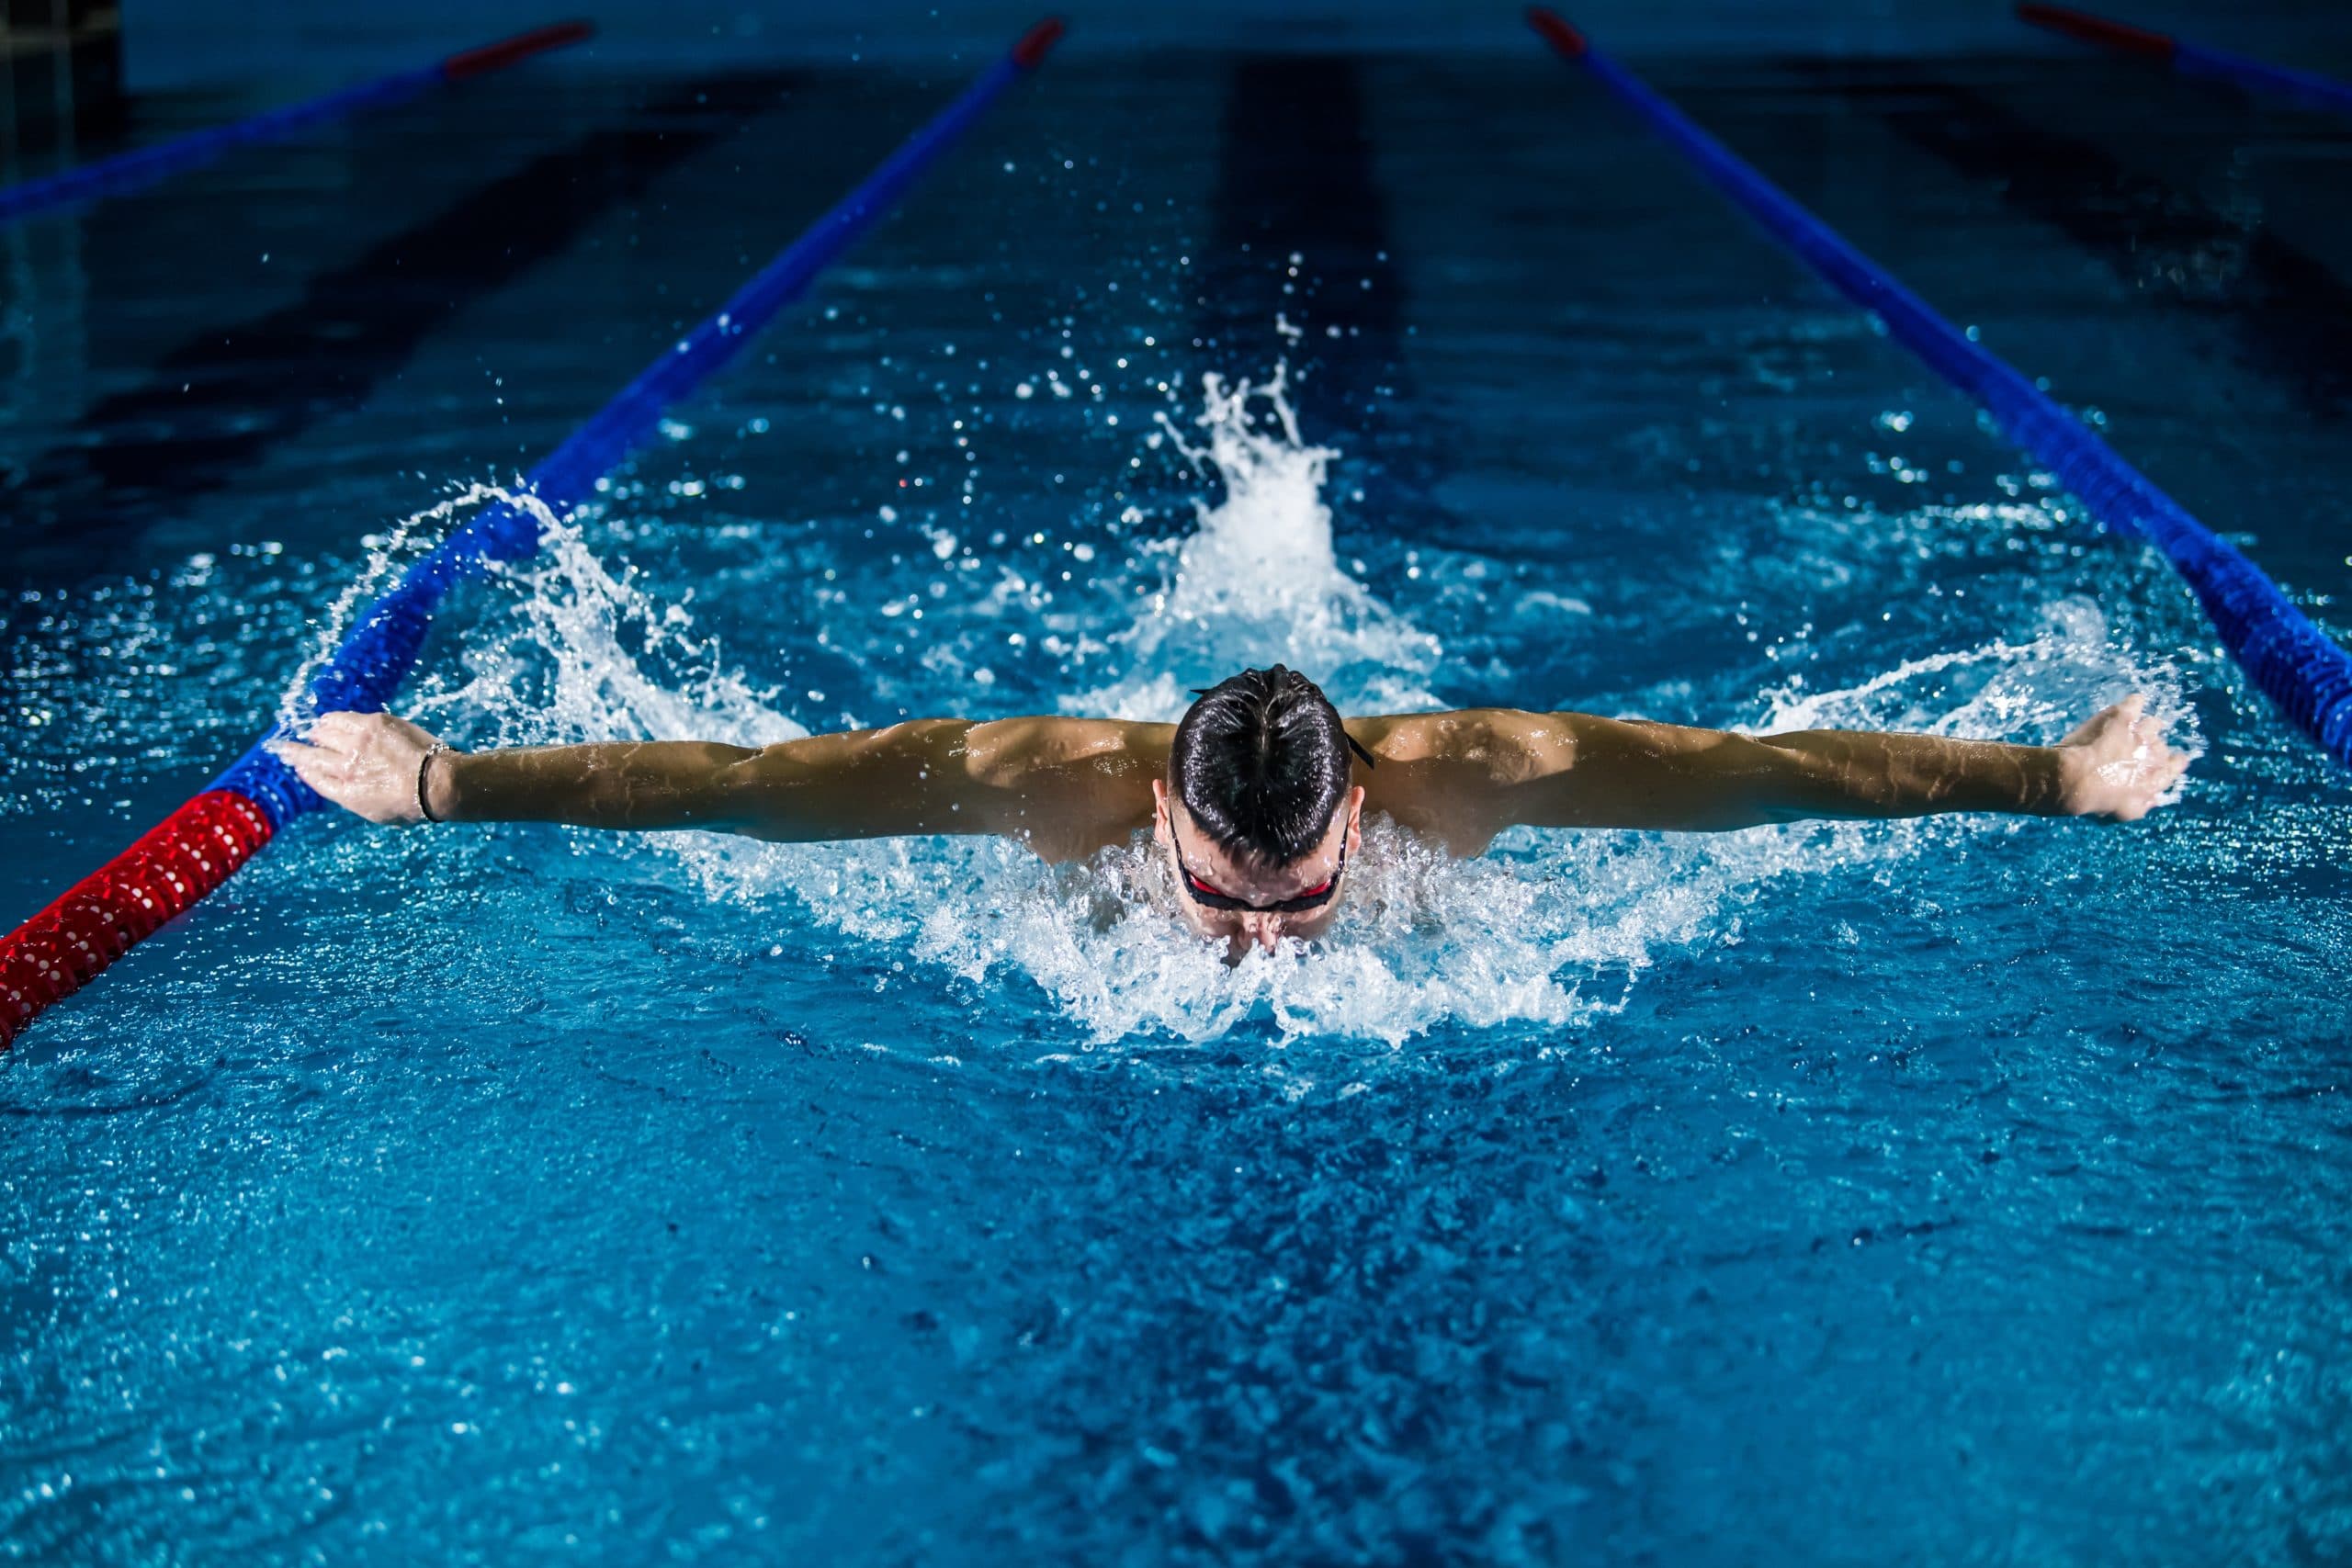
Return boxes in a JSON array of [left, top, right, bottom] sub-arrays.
[[1358, 697, 2188, 844]]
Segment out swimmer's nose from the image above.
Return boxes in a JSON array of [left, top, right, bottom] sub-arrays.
[[1240, 913, 1283, 953]]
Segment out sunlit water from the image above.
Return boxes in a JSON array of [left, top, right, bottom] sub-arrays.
[[5, 45, 2351, 1567]]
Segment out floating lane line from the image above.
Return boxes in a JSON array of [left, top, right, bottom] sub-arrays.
[[0, 18, 1068, 1051], [2017, 4, 2352, 118], [1525, 8, 2352, 774], [0, 21, 594, 228]]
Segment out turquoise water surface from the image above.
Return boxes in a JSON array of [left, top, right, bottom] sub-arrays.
[[6, 26, 2352, 1564]]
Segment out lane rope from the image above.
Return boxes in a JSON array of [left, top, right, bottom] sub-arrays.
[[0, 18, 1068, 1051], [2018, 4, 2352, 118], [0, 21, 594, 228], [1526, 8, 2352, 775]]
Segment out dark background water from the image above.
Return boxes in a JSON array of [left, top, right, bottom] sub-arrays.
[[5, 4, 2351, 1562]]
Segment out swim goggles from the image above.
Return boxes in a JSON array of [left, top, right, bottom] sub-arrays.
[[1161, 802, 1349, 914]]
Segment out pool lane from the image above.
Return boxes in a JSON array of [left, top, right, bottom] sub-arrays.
[[2018, 2, 2352, 118], [1200, 56, 1407, 429], [1546, 52, 2352, 600], [1533, 20, 2352, 771], [4, 71, 800, 569], [1197, 54, 1453, 544], [1792, 58, 2352, 421]]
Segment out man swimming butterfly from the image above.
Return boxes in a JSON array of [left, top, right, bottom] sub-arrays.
[[279, 666, 2188, 957]]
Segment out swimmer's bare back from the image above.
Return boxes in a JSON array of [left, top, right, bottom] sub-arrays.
[[277, 698, 2188, 859]]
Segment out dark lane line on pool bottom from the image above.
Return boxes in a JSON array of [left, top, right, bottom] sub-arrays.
[[1196, 55, 1452, 532], [1789, 58, 2352, 423], [0, 70, 802, 564]]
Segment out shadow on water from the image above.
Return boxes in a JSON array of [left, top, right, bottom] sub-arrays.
[[1786, 57, 2352, 419], [1196, 56, 1450, 538], [1, 71, 800, 560]]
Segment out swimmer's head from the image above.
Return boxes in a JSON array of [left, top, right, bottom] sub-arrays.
[[1151, 666, 1368, 955]]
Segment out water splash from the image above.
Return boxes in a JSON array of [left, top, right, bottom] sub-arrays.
[[277, 483, 563, 732], [434, 515, 803, 753], [1755, 596, 2199, 755], [401, 381, 2195, 1047], [1077, 365, 1442, 719]]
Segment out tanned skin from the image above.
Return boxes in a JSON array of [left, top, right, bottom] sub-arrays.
[[280, 699, 2187, 954]]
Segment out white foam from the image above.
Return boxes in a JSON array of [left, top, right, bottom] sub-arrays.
[[441, 517, 803, 752], [374, 384, 2196, 1048], [1077, 366, 1442, 718], [1754, 595, 2200, 764]]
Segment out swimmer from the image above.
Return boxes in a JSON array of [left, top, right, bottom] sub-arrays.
[[277, 665, 2188, 957]]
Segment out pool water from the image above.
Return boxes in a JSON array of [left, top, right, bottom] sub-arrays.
[[6, 26, 2352, 1565]]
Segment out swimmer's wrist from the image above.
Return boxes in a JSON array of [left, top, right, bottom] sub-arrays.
[[2044, 744, 2086, 816], [424, 748, 469, 823]]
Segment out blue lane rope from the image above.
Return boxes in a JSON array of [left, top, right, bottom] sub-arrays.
[[0, 23, 593, 230], [210, 20, 1067, 826], [2017, 5, 2352, 119], [1527, 8, 2352, 773], [2173, 40, 2352, 118]]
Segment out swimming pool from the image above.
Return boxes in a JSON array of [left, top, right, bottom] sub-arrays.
[[6, 20, 2352, 1563]]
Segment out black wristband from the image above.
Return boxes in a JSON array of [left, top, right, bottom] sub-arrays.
[[416, 742, 450, 824]]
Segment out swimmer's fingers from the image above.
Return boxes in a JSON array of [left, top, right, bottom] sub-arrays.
[[267, 732, 340, 782], [2096, 739, 2193, 821], [305, 708, 430, 752], [2153, 747, 2192, 802], [2060, 693, 2146, 750], [305, 710, 365, 746], [268, 712, 438, 825], [268, 734, 366, 814]]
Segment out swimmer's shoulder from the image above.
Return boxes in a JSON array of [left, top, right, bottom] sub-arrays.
[[1348, 707, 1575, 783], [960, 715, 1174, 785], [957, 716, 1170, 862], [1346, 707, 1589, 855]]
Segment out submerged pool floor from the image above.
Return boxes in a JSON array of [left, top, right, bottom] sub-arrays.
[[5, 34, 2352, 1565]]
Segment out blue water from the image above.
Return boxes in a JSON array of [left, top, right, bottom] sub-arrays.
[[6, 26, 2352, 1564]]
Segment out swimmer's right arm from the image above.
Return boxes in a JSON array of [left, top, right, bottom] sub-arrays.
[[275, 710, 1169, 856]]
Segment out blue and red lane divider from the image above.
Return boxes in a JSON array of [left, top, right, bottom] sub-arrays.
[[1527, 8, 2352, 776], [0, 18, 1067, 1050], [2017, 4, 2352, 118], [0, 21, 594, 229]]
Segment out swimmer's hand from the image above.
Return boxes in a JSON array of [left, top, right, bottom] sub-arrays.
[[271, 710, 455, 825], [2052, 694, 2190, 821]]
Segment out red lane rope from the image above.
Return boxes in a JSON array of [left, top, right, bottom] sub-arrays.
[[0, 792, 276, 1050], [441, 20, 595, 81], [1526, 6, 1589, 59], [2016, 4, 2177, 60], [1012, 17, 1067, 70]]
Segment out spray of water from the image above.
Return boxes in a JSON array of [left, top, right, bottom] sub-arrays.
[[1078, 366, 1442, 720], [337, 380, 2189, 1046], [277, 483, 564, 733], [1755, 595, 2199, 753]]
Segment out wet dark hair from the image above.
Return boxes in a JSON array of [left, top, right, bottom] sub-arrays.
[[1170, 665, 1372, 868]]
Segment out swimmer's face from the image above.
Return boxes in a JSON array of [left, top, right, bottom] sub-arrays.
[[1150, 778, 1365, 958]]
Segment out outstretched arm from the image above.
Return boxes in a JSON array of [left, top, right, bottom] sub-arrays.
[[275, 710, 1168, 859], [1355, 695, 2188, 848]]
